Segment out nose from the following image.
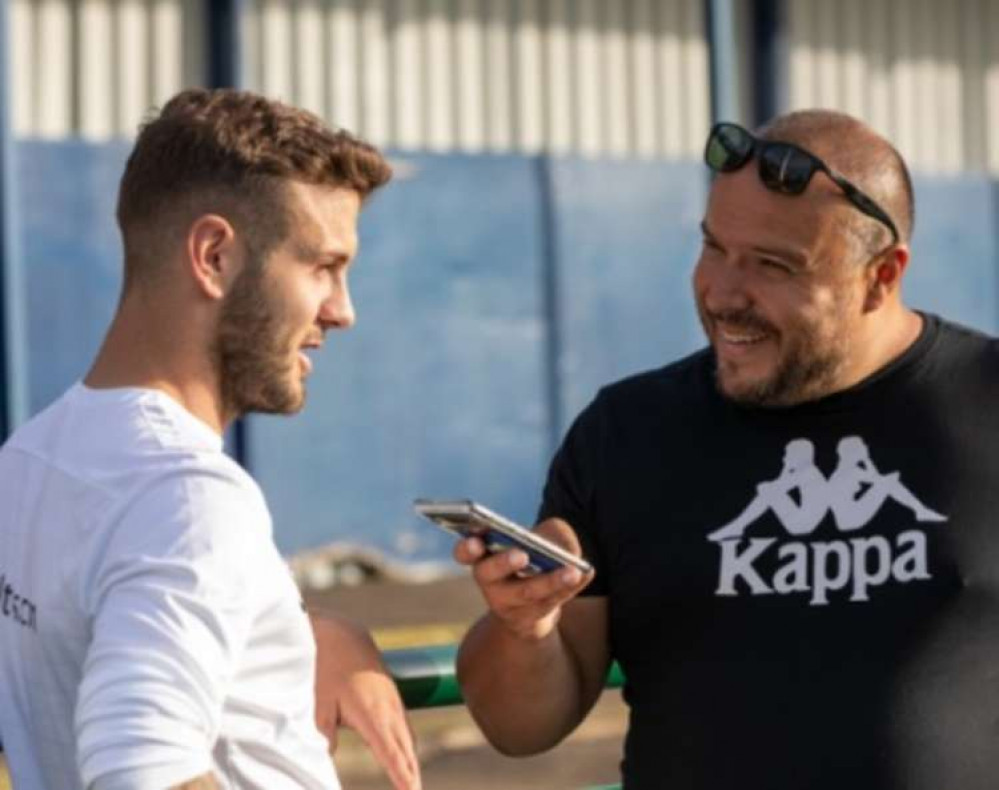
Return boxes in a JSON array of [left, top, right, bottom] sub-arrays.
[[695, 255, 752, 315], [320, 284, 356, 330]]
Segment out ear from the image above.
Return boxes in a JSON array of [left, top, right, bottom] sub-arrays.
[[863, 245, 910, 312], [185, 214, 244, 301]]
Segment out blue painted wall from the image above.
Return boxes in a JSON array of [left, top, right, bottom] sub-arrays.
[[13, 141, 999, 561]]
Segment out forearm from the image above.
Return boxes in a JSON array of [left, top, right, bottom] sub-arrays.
[[457, 612, 589, 755]]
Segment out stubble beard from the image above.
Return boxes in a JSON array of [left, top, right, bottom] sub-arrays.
[[214, 264, 305, 419], [702, 306, 851, 408]]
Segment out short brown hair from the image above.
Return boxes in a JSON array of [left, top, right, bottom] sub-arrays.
[[117, 88, 392, 284]]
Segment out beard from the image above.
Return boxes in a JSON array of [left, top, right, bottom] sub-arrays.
[[214, 264, 306, 419], [701, 306, 851, 408]]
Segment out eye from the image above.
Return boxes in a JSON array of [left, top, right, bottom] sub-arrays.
[[757, 256, 794, 274]]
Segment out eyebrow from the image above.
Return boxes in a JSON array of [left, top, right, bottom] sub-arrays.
[[293, 241, 351, 265], [701, 220, 807, 267]]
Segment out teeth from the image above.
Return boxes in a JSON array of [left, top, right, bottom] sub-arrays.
[[720, 330, 766, 344]]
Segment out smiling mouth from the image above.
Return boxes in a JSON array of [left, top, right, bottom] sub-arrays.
[[718, 328, 769, 345]]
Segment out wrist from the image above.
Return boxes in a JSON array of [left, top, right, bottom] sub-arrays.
[[491, 609, 560, 644]]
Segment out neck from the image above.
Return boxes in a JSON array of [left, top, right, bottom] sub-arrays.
[[85, 289, 228, 434]]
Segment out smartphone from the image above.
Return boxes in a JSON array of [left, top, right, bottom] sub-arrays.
[[413, 498, 592, 576]]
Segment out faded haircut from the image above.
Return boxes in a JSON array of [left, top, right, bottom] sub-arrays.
[[116, 88, 392, 288]]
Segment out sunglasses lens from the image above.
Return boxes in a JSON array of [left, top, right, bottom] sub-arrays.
[[705, 124, 753, 172], [759, 144, 815, 194]]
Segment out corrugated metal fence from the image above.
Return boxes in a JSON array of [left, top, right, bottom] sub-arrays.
[[785, 0, 999, 174], [11, 0, 712, 160]]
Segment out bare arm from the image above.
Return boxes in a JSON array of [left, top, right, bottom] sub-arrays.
[[310, 612, 422, 790], [455, 518, 610, 755]]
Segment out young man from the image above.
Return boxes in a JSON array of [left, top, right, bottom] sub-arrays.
[[0, 89, 420, 790], [454, 110, 999, 788]]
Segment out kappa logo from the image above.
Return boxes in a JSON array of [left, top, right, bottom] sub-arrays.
[[707, 436, 947, 606]]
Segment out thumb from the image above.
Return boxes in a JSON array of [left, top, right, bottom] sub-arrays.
[[533, 517, 584, 557]]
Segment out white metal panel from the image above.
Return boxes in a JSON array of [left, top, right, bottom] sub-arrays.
[[151, 0, 185, 111], [328, 0, 360, 133], [514, 0, 544, 152], [603, 0, 631, 156], [79, 0, 115, 139], [392, 0, 422, 149], [657, 0, 686, 159], [864, 0, 892, 137], [787, 1, 814, 114], [630, 0, 659, 158], [988, 0, 999, 172], [36, 0, 73, 138], [936, 0, 963, 172], [295, 0, 327, 117], [11, 0, 33, 137], [116, 1, 151, 136], [680, 0, 709, 156], [839, 0, 866, 120], [425, 0, 455, 151], [814, 0, 840, 110], [959, 0, 987, 170], [574, 0, 603, 157], [180, 0, 205, 96], [483, 0, 515, 151], [786, 0, 999, 175], [11, 0, 206, 141], [358, 0, 390, 145], [911, 0, 938, 169], [544, 0, 573, 154], [260, 0, 294, 102], [454, 0, 486, 151], [11, 0, 713, 159]]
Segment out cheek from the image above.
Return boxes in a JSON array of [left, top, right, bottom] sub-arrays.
[[691, 255, 720, 303]]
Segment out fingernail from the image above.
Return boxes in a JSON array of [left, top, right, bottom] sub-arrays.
[[561, 567, 581, 585], [509, 550, 528, 568]]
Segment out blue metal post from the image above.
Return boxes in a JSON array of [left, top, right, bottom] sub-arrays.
[[206, 0, 251, 465], [750, 0, 784, 126], [706, 0, 740, 124], [537, 156, 563, 450], [0, 0, 29, 439], [207, 0, 245, 90]]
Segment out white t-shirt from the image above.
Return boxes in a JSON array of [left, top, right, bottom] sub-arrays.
[[0, 384, 340, 789]]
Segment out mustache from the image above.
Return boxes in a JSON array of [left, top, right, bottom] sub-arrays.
[[707, 309, 776, 335]]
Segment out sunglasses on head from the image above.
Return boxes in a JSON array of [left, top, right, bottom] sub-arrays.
[[704, 122, 900, 245]]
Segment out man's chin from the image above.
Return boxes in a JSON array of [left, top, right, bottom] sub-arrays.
[[233, 381, 306, 417], [715, 366, 785, 407]]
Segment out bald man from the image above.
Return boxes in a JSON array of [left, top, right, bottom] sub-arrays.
[[454, 110, 999, 789]]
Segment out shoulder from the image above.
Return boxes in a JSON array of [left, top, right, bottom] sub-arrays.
[[924, 314, 999, 370], [592, 348, 713, 415], [109, 454, 271, 561], [557, 348, 714, 452]]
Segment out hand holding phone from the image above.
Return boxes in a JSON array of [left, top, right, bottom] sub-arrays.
[[414, 499, 593, 577]]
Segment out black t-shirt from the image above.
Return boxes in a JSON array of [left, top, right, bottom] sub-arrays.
[[540, 314, 999, 789]]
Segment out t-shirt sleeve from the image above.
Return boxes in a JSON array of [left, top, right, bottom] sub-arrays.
[[538, 396, 608, 596], [75, 465, 269, 789]]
